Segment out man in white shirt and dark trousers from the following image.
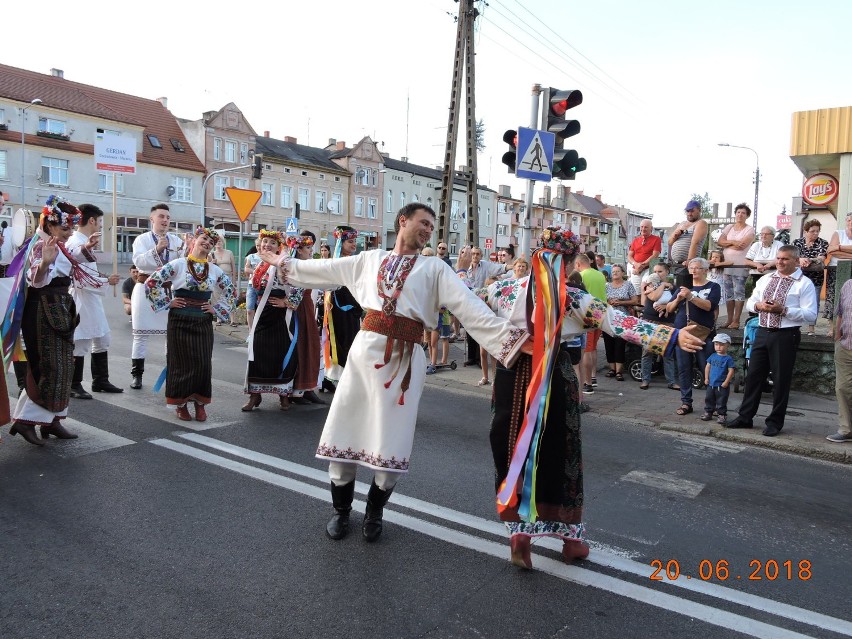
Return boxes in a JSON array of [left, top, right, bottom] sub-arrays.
[[726, 246, 817, 436]]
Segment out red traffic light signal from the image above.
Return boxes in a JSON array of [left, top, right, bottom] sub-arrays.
[[501, 129, 518, 174], [542, 88, 586, 180]]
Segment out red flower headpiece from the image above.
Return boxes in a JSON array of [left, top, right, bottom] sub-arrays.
[[41, 195, 81, 229], [538, 226, 581, 257], [333, 228, 359, 241], [194, 226, 220, 244], [259, 229, 283, 245], [286, 235, 315, 250]]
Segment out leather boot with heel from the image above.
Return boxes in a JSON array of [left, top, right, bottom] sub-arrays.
[[326, 481, 355, 540], [10, 422, 45, 446], [91, 351, 123, 393], [362, 480, 394, 543], [130, 358, 144, 390], [70, 356, 93, 399], [40, 418, 78, 440]]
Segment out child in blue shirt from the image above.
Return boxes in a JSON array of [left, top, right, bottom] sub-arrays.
[[702, 333, 736, 424]]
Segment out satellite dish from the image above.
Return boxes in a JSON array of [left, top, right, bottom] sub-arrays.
[[166, 185, 176, 196]]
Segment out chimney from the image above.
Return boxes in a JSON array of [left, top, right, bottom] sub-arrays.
[[50, 68, 64, 78], [336, 141, 346, 150], [576, 190, 584, 196], [401, 157, 408, 163], [328, 138, 336, 146], [499, 185, 511, 198], [156, 97, 168, 109], [203, 111, 216, 122], [284, 136, 297, 143], [264, 131, 270, 138], [543, 185, 551, 204], [594, 194, 602, 202]]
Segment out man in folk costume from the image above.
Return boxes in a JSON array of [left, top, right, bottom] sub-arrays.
[[241, 230, 302, 412], [130, 203, 185, 390], [480, 227, 705, 570], [65, 204, 123, 399], [323, 225, 362, 386], [7, 196, 106, 445], [289, 230, 325, 406], [145, 227, 235, 421], [259, 203, 532, 542]]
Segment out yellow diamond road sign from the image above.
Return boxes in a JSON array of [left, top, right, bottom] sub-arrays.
[[225, 187, 262, 222]]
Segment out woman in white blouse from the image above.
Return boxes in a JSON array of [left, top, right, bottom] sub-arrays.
[[744, 226, 784, 287]]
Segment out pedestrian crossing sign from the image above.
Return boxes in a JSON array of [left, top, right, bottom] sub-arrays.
[[516, 127, 555, 182], [285, 217, 299, 235]]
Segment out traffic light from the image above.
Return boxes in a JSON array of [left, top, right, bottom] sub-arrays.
[[501, 129, 517, 174], [542, 87, 586, 180], [252, 155, 263, 180]]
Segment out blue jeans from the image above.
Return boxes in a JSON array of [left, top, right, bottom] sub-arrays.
[[641, 348, 676, 384], [704, 385, 730, 416], [676, 339, 713, 405]]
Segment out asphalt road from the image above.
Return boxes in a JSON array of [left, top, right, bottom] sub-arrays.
[[1, 298, 850, 639]]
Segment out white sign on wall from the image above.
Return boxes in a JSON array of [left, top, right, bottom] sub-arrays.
[[94, 132, 137, 174]]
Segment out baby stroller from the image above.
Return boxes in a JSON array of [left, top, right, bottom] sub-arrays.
[[625, 341, 704, 388], [733, 316, 773, 393]]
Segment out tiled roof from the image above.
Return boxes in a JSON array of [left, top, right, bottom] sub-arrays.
[[255, 137, 349, 173], [572, 192, 608, 216], [0, 64, 205, 173], [383, 156, 492, 191]]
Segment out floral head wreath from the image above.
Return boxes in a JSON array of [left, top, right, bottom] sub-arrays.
[[194, 226, 220, 244], [285, 235, 315, 251], [41, 195, 81, 229], [259, 229, 283, 245], [333, 228, 359, 241], [537, 226, 581, 258]]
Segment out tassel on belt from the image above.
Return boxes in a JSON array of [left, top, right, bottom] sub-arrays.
[[362, 310, 425, 406]]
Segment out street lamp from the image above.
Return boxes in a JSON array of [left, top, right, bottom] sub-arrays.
[[20, 98, 43, 207], [718, 143, 759, 230]]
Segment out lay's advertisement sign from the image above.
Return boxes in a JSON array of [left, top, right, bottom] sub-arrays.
[[802, 173, 839, 206]]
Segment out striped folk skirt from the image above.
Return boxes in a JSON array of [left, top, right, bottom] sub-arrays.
[[166, 310, 214, 406], [246, 299, 298, 395]]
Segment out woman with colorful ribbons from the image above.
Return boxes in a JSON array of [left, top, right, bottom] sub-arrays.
[[241, 230, 302, 412], [6, 196, 104, 445], [481, 227, 704, 570], [144, 227, 235, 422]]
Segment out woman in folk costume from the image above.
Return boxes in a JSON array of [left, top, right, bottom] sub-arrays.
[[323, 226, 363, 384], [241, 230, 303, 412], [7, 196, 105, 445], [145, 227, 235, 422], [481, 227, 704, 570], [289, 231, 325, 406]]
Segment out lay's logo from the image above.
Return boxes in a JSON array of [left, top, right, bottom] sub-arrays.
[[802, 173, 839, 206]]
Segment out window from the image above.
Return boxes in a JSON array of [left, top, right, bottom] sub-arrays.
[[386, 190, 393, 213], [234, 177, 248, 189], [41, 157, 69, 186], [284, 167, 292, 174], [484, 207, 491, 226], [372, 169, 377, 187], [315, 190, 326, 213], [240, 143, 248, 164], [301, 170, 308, 177], [172, 176, 192, 202], [148, 134, 162, 149], [0, 150, 6, 180], [334, 176, 341, 182], [281, 185, 292, 209], [318, 173, 325, 180], [214, 176, 229, 200], [213, 138, 222, 161], [412, 193, 419, 202], [98, 172, 125, 194], [298, 188, 310, 211], [330, 192, 342, 215], [225, 141, 237, 163], [400, 192, 406, 208], [170, 138, 185, 152], [451, 200, 460, 220], [261, 182, 274, 206], [497, 224, 508, 236], [355, 197, 364, 217], [38, 117, 66, 135], [356, 166, 369, 186], [449, 243, 457, 254], [426, 197, 433, 209], [498, 202, 507, 213], [367, 198, 377, 219]]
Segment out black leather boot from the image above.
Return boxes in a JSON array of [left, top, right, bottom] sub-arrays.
[[70, 356, 93, 399], [91, 351, 123, 393], [130, 358, 144, 390], [9, 422, 44, 446], [12, 361, 27, 395], [363, 480, 395, 543], [326, 481, 355, 540], [40, 418, 79, 440]]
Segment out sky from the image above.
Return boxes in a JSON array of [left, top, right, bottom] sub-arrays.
[[5, 0, 852, 231]]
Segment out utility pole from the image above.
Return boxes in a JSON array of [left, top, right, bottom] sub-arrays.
[[437, 0, 480, 252]]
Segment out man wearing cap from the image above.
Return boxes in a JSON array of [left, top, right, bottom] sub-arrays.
[[668, 200, 708, 289], [702, 333, 736, 424], [727, 245, 817, 436], [627, 219, 661, 293]]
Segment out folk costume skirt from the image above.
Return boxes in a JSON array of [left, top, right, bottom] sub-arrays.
[[14, 278, 77, 426], [166, 293, 214, 406], [293, 291, 321, 392], [490, 350, 586, 541], [325, 287, 362, 381], [246, 292, 298, 395]]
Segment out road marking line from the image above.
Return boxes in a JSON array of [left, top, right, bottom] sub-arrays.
[[620, 470, 705, 498], [165, 434, 852, 638]]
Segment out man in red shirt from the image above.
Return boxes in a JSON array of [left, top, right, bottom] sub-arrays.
[[628, 219, 662, 293]]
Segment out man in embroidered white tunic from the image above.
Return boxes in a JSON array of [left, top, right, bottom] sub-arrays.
[[260, 203, 531, 543], [130, 203, 185, 389], [66, 204, 123, 399]]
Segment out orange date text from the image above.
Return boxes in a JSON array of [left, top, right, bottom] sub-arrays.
[[649, 559, 812, 581]]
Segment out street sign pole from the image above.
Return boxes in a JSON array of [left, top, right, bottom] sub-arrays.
[[520, 85, 542, 258]]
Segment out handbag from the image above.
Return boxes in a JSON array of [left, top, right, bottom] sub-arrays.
[[802, 259, 824, 273], [685, 294, 713, 341]]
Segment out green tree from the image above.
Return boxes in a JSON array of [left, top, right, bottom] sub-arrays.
[[475, 118, 486, 153], [689, 192, 714, 219]]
